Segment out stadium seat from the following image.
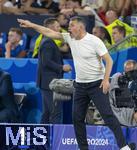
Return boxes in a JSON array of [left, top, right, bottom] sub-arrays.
[[0, 32, 7, 55], [19, 33, 28, 50], [0, 32, 7, 45]]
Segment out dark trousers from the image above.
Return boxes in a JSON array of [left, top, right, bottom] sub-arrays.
[[72, 80, 126, 150], [40, 89, 63, 124]]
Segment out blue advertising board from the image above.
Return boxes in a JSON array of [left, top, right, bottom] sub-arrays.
[[0, 124, 136, 150], [52, 125, 127, 150], [126, 127, 137, 150]]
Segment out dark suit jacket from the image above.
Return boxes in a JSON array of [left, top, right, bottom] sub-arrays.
[[0, 70, 19, 122], [37, 37, 63, 90]]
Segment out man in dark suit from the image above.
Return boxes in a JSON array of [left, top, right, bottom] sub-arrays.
[[0, 70, 19, 122], [37, 18, 71, 124]]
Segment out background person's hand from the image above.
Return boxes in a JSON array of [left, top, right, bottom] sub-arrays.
[[5, 41, 12, 51], [5, 41, 12, 58]]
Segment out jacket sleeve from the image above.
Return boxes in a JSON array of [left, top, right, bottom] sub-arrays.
[[40, 40, 63, 74], [0, 74, 14, 96], [0, 74, 15, 109]]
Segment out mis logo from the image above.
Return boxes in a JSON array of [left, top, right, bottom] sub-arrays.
[[6, 126, 47, 146], [0, 124, 51, 149]]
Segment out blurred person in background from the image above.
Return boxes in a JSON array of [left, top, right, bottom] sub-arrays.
[[32, 17, 70, 58], [31, 0, 60, 14], [2, 27, 26, 58], [81, 0, 103, 10], [105, 10, 135, 44], [0, 0, 34, 14], [92, 26, 112, 49], [123, 0, 137, 27], [0, 69, 19, 123], [1, 0, 58, 14], [111, 25, 126, 52], [109, 59, 137, 126], [36, 18, 71, 124], [3, 0, 14, 7], [110, 25, 137, 52], [56, 13, 69, 30], [98, 0, 125, 15], [58, 0, 66, 10], [60, 0, 92, 18], [56, 13, 72, 58], [97, 0, 131, 24]]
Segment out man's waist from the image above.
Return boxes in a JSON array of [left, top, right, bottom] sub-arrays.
[[75, 79, 102, 86], [75, 77, 103, 83]]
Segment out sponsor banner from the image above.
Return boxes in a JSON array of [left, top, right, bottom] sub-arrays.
[[0, 124, 133, 150], [52, 125, 127, 150], [127, 127, 137, 148], [0, 123, 52, 150]]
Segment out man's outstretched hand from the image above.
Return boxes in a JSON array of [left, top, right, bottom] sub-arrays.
[[17, 19, 32, 28]]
